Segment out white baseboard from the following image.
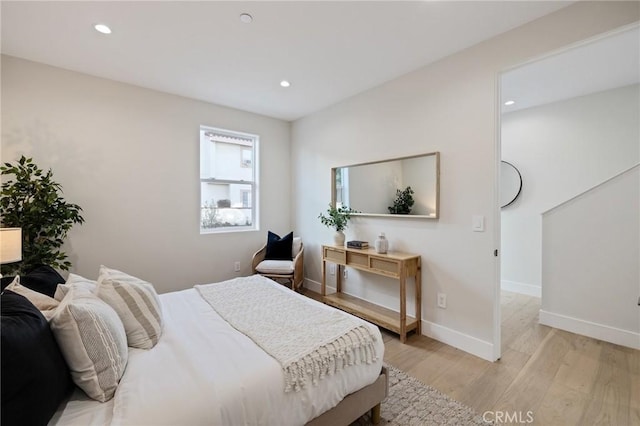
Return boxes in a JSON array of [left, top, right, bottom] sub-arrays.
[[305, 278, 496, 361], [421, 320, 496, 361], [501, 280, 541, 298], [539, 310, 640, 350], [304, 278, 333, 294]]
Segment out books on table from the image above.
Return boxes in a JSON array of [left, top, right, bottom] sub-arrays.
[[347, 240, 369, 249]]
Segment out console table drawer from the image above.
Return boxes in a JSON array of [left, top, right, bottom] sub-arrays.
[[324, 247, 346, 264], [369, 257, 400, 277], [347, 251, 369, 268]]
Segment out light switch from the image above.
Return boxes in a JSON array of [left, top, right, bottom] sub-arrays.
[[472, 215, 485, 232]]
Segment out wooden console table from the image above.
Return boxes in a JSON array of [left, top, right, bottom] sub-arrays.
[[321, 245, 421, 343]]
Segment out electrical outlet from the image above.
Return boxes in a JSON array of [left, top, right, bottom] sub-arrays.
[[234, 261, 241, 272], [437, 293, 447, 309], [343, 268, 348, 279], [329, 264, 336, 275]]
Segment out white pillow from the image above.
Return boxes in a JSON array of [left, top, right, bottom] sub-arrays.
[[6, 276, 59, 318], [292, 237, 302, 257], [49, 286, 128, 402], [54, 273, 97, 301], [96, 265, 163, 349]]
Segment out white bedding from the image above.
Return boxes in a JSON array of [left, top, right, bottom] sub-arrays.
[[50, 280, 384, 426]]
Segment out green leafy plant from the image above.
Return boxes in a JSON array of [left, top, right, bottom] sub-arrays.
[[1, 156, 84, 275], [318, 204, 358, 232], [388, 186, 415, 214]]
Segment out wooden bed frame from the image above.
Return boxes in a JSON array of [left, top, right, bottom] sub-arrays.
[[306, 366, 388, 426]]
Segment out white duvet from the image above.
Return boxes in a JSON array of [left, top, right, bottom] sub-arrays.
[[51, 282, 384, 426]]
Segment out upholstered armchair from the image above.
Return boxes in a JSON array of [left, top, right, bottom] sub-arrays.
[[252, 237, 304, 291]]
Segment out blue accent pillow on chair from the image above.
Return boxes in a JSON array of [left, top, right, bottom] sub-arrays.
[[265, 231, 293, 260]]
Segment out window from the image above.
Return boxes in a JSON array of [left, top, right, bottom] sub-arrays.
[[240, 190, 251, 208], [241, 148, 252, 168], [200, 126, 259, 233], [335, 167, 349, 208]]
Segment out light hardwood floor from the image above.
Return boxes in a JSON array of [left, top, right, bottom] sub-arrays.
[[303, 289, 639, 425]]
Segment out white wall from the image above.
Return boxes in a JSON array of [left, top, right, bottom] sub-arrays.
[[292, 2, 639, 360], [501, 84, 640, 296], [1, 56, 291, 293], [540, 166, 639, 349]]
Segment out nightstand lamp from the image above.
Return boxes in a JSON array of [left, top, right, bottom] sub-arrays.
[[1, 228, 22, 277]]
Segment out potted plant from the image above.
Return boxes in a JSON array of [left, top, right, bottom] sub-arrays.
[[1, 156, 85, 275], [388, 186, 415, 214], [318, 204, 358, 246]]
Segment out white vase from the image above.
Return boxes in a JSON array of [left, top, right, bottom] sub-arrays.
[[375, 233, 388, 254], [334, 230, 346, 246]]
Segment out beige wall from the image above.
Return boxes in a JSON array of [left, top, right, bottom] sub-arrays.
[[291, 2, 639, 360], [1, 56, 291, 293]]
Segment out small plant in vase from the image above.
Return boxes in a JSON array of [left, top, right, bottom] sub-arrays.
[[318, 204, 358, 246], [388, 186, 415, 214]]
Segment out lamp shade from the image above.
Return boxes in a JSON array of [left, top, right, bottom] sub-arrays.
[[0, 228, 22, 264]]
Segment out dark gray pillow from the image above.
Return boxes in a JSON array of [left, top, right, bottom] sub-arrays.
[[265, 231, 293, 260], [1, 290, 73, 426], [0, 276, 14, 291], [20, 265, 65, 298]]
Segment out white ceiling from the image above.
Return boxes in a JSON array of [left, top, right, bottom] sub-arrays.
[[501, 25, 640, 113], [1, 1, 575, 121]]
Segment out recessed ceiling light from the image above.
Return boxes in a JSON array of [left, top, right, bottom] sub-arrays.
[[94, 24, 112, 34], [280, 80, 291, 88], [239, 13, 253, 24], [504, 100, 515, 106]]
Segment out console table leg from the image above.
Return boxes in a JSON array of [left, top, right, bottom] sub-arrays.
[[416, 260, 422, 335], [321, 260, 327, 297], [400, 275, 407, 343]]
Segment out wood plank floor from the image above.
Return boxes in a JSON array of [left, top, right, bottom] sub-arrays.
[[303, 289, 640, 425]]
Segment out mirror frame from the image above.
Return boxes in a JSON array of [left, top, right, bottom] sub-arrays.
[[331, 151, 440, 219], [500, 160, 523, 208]]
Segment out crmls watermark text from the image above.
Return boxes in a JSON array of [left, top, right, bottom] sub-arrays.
[[482, 411, 534, 424]]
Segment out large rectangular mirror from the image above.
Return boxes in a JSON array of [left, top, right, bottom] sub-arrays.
[[332, 152, 440, 219]]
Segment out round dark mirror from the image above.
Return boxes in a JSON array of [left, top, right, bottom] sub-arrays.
[[500, 161, 522, 208]]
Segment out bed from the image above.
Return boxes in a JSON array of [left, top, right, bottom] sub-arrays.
[[37, 274, 387, 426]]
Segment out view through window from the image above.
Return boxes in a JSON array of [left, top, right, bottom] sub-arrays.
[[200, 126, 258, 233]]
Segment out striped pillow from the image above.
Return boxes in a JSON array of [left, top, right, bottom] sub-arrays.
[[49, 287, 128, 402], [96, 266, 163, 349]]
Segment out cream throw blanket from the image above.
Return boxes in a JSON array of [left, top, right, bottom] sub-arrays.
[[195, 275, 378, 392]]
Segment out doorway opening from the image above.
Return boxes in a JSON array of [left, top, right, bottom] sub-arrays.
[[495, 24, 640, 356]]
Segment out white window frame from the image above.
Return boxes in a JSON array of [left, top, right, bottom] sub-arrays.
[[200, 125, 259, 234]]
